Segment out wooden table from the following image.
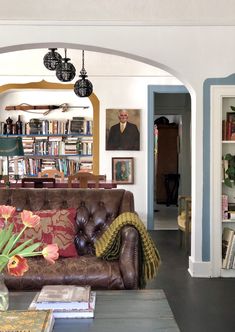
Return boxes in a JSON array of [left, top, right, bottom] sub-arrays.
[[0, 179, 117, 189], [9, 290, 179, 332]]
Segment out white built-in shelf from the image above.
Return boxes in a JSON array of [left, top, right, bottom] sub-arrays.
[[222, 219, 235, 223], [222, 140, 235, 143]]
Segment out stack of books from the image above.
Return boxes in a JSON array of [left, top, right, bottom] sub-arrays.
[[29, 285, 96, 318]]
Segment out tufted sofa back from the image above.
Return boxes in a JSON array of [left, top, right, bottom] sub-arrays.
[[0, 188, 135, 256]]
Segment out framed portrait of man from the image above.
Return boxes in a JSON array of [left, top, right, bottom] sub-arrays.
[[106, 109, 140, 150]]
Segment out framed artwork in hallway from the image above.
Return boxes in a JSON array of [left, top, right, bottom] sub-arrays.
[[112, 157, 134, 184]]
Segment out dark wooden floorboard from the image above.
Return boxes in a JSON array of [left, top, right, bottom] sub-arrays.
[[147, 230, 235, 332]]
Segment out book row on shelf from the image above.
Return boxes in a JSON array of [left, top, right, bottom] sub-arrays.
[[221, 195, 235, 221], [222, 111, 235, 141], [0, 117, 93, 136], [22, 136, 93, 156], [0, 157, 93, 177], [222, 227, 235, 269]]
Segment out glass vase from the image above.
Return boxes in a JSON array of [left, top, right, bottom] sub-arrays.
[[0, 273, 9, 311]]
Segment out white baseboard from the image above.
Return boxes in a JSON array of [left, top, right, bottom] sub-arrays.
[[188, 256, 212, 277]]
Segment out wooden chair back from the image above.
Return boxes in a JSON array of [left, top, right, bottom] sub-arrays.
[[177, 195, 191, 253], [68, 172, 101, 188], [38, 169, 64, 180]]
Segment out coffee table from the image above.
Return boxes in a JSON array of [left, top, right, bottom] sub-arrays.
[[9, 289, 180, 332]]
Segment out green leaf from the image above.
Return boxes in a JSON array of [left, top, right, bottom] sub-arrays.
[[224, 178, 233, 187], [225, 153, 233, 161], [1, 233, 18, 255], [230, 106, 235, 112], [15, 242, 42, 256], [0, 224, 14, 252], [8, 239, 33, 256]]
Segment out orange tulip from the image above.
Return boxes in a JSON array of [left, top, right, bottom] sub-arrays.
[[7, 255, 29, 276], [42, 244, 59, 264], [20, 210, 40, 228], [0, 205, 15, 222]]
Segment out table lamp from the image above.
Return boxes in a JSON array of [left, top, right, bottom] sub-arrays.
[[0, 137, 24, 187]]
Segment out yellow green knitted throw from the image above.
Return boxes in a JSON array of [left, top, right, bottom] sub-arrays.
[[95, 212, 161, 288]]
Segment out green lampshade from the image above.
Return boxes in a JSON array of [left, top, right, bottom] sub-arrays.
[[0, 137, 24, 156]]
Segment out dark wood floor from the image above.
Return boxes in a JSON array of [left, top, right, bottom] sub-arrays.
[[146, 230, 235, 332]]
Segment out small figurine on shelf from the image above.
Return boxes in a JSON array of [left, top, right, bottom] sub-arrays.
[[76, 138, 82, 155], [16, 115, 23, 134], [4, 117, 13, 135]]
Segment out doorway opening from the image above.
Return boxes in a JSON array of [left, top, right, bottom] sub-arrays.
[[147, 86, 191, 234], [154, 92, 191, 230]]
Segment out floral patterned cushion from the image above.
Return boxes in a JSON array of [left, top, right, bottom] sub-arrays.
[[9, 208, 78, 257]]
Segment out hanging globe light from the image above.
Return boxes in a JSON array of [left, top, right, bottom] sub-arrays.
[[74, 50, 93, 97], [56, 49, 76, 82], [43, 48, 62, 71]]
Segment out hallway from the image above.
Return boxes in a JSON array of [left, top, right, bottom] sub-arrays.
[[154, 204, 178, 230]]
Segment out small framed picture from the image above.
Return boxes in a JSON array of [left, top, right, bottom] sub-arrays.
[[112, 157, 134, 184]]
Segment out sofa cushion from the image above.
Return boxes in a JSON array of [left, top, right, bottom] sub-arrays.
[[10, 208, 78, 258]]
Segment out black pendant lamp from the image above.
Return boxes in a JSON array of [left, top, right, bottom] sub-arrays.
[[43, 48, 62, 71], [74, 50, 93, 97], [56, 49, 76, 82]]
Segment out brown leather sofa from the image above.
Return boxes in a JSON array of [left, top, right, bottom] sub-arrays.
[[0, 188, 140, 290]]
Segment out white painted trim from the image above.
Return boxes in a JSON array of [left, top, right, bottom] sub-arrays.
[[188, 256, 212, 277], [1, 19, 235, 27], [210, 85, 235, 277]]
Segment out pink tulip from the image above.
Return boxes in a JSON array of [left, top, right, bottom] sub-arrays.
[[20, 210, 40, 228], [42, 244, 59, 264], [0, 205, 15, 221]]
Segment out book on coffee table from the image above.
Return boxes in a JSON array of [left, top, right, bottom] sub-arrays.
[[29, 291, 96, 318], [35, 285, 91, 310], [0, 309, 54, 332]]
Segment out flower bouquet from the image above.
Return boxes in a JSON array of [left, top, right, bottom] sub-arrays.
[[0, 205, 59, 310]]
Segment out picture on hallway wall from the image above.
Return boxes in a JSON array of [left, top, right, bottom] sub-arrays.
[[112, 157, 134, 184], [106, 109, 140, 150]]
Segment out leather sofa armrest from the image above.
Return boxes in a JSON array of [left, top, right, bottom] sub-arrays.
[[119, 225, 139, 289]]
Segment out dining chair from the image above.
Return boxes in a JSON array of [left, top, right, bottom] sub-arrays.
[[38, 169, 65, 180], [68, 172, 101, 188], [177, 195, 191, 254]]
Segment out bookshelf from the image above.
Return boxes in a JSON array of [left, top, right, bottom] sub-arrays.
[[211, 86, 235, 277], [0, 80, 100, 177]]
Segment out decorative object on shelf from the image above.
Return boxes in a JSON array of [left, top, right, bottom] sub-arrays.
[[112, 157, 134, 184], [16, 115, 23, 135], [56, 48, 76, 82], [74, 50, 93, 98], [0, 205, 59, 309], [223, 153, 235, 187], [0, 137, 24, 187], [4, 117, 13, 135], [5, 103, 89, 115], [43, 48, 62, 71]]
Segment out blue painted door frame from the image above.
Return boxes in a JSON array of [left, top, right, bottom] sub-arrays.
[[147, 85, 189, 230]]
